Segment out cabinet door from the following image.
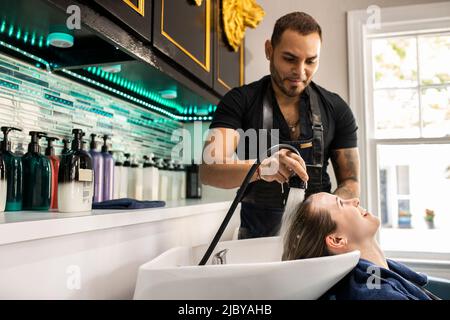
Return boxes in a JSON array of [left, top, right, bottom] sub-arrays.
[[213, 0, 244, 96], [94, 0, 152, 42], [153, 0, 213, 87]]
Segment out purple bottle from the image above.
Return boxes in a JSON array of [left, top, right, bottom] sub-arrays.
[[89, 134, 104, 203], [101, 135, 114, 201]]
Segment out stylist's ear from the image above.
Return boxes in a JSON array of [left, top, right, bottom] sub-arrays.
[[265, 40, 272, 60], [325, 234, 348, 254]]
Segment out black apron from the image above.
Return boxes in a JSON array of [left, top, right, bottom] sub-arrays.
[[238, 83, 326, 239]]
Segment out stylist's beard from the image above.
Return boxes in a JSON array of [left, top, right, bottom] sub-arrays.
[[270, 62, 310, 97]]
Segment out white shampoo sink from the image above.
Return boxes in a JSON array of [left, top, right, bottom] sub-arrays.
[[133, 236, 360, 300]]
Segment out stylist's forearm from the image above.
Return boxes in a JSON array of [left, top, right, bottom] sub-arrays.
[[200, 161, 258, 189], [333, 179, 360, 199]]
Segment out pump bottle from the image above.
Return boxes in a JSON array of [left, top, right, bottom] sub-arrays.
[[58, 129, 94, 213], [45, 136, 60, 210], [1, 127, 23, 211], [101, 135, 114, 201], [22, 131, 52, 210]]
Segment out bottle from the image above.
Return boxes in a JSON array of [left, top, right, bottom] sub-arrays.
[[58, 129, 93, 213], [22, 131, 52, 210], [1, 127, 23, 211], [128, 155, 143, 200], [121, 153, 130, 198], [143, 155, 159, 200], [61, 139, 70, 155], [0, 144, 6, 212], [14, 142, 25, 157], [178, 163, 187, 200], [45, 136, 60, 210], [101, 135, 114, 201], [186, 161, 202, 199], [169, 160, 179, 201], [157, 158, 168, 201], [89, 133, 104, 203], [112, 152, 122, 199]]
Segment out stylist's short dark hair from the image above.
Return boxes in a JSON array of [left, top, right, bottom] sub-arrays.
[[271, 12, 322, 47]]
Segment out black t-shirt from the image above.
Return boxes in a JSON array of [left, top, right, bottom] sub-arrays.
[[209, 75, 358, 203]]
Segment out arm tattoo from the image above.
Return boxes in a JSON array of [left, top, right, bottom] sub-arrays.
[[330, 148, 360, 199]]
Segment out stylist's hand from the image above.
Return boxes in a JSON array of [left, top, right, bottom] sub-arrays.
[[258, 149, 309, 184]]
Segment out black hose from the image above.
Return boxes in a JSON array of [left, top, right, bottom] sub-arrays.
[[198, 144, 301, 265]]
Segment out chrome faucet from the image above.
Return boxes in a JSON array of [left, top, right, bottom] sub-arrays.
[[212, 249, 228, 265]]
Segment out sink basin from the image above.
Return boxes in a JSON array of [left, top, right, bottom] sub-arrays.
[[133, 236, 360, 300]]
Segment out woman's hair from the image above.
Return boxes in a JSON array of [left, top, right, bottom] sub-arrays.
[[282, 196, 337, 261]]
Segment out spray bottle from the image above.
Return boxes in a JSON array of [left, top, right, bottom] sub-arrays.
[[1, 127, 23, 211]]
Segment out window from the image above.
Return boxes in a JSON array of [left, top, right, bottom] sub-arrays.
[[348, 3, 450, 256]]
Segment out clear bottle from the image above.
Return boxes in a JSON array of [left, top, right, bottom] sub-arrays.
[[1, 127, 23, 211], [45, 136, 60, 210], [22, 131, 52, 210], [58, 129, 94, 213], [101, 135, 114, 201], [0, 144, 6, 212], [89, 134, 104, 203]]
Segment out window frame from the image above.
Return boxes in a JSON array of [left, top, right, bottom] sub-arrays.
[[347, 2, 450, 260]]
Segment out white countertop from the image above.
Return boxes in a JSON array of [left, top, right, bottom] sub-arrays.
[[0, 199, 233, 246]]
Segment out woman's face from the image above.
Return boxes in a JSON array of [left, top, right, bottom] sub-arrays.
[[311, 192, 380, 247]]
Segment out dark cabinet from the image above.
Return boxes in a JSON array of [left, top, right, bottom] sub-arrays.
[[212, 0, 244, 96], [153, 0, 213, 87], [94, 0, 152, 42]]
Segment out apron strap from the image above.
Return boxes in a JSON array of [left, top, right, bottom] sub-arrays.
[[306, 85, 324, 185]]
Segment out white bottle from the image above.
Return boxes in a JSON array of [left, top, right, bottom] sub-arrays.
[[168, 160, 179, 201], [143, 155, 159, 200], [113, 152, 122, 199], [179, 164, 186, 200], [134, 159, 143, 201], [120, 153, 130, 198], [157, 159, 168, 201]]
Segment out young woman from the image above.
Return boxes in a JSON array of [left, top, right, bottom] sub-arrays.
[[282, 192, 440, 300]]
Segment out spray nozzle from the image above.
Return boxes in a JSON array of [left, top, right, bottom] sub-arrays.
[[1, 126, 22, 151], [45, 136, 59, 156]]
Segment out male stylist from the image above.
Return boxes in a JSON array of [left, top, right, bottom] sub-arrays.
[[200, 12, 360, 239]]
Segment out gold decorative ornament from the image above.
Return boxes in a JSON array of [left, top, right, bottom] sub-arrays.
[[222, 0, 265, 51], [193, 0, 203, 6]]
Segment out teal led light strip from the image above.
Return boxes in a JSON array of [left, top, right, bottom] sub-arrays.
[[0, 19, 48, 48], [0, 40, 51, 72], [85, 66, 184, 114], [0, 30, 215, 121], [62, 69, 184, 121]]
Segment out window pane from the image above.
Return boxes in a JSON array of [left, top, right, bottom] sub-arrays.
[[374, 89, 419, 138], [421, 86, 450, 137], [378, 144, 450, 253], [372, 37, 418, 89], [419, 34, 450, 85]]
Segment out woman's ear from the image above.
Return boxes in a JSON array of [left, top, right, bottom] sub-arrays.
[[325, 234, 348, 254], [265, 40, 272, 60]]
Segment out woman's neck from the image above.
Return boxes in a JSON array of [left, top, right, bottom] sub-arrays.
[[356, 239, 389, 270]]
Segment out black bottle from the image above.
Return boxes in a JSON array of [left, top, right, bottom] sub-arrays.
[[186, 161, 202, 199], [1, 126, 23, 211], [22, 131, 52, 210]]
